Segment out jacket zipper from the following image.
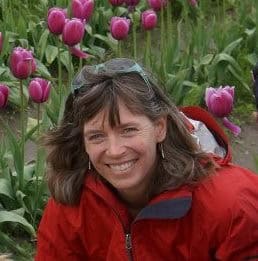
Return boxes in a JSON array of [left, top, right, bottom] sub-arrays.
[[125, 233, 133, 261]]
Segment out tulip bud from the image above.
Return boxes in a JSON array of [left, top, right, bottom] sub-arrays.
[[124, 0, 140, 6], [0, 32, 3, 54], [147, 0, 167, 11], [62, 18, 85, 46], [141, 10, 157, 31], [71, 0, 94, 22], [205, 86, 241, 136], [10, 47, 37, 80], [188, 0, 198, 7], [109, 0, 124, 6], [47, 7, 67, 35], [110, 17, 130, 40], [0, 84, 9, 108], [28, 78, 51, 104], [205, 86, 234, 118]]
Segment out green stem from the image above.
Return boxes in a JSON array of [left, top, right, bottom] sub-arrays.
[[33, 103, 40, 228], [160, 7, 166, 81], [132, 12, 137, 60], [118, 41, 122, 57], [144, 31, 151, 69], [57, 38, 62, 104], [166, 1, 172, 44], [79, 42, 83, 71], [68, 51, 72, 90], [37, 103, 40, 138], [19, 80, 25, 191]]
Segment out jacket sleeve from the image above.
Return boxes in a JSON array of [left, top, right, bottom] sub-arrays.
[[35, 198, 85, 261], [215, 175, 258, 261]]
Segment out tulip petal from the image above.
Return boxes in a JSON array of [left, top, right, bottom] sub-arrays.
[[69, 46, 89, 59], [29, 81, 43, 103], [222, 117, 241, 136]]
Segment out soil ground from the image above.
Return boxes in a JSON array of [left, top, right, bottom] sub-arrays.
[[231, 121, 258, 173]]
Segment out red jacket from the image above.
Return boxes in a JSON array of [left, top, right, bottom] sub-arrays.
[[36, 107, 258, 261]]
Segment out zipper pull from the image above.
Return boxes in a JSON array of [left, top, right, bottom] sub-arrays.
[[125, 233, 132, 250]]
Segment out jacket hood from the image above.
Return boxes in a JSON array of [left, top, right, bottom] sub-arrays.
[[180, 106, 232, 165]]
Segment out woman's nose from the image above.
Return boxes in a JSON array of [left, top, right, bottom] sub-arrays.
[[106, 136, 126, 157]]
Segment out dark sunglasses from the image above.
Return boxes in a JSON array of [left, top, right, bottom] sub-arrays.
[[71, 58, 151, 95]]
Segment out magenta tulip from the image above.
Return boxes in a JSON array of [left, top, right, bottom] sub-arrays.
[[205, 86, 234, 118], [47, 7, 67, 35], [0, 32, 3, 54], [28, 78, 51, 104], [147, 0, 167, 11], [124, 0, 140, 6], [71, 0, 94, 22], [188, 0, 197, 7], [205, 86, 240, 136], [110, 17, 130, 40], [62, 18, 85, 46], [109, 0, 124, 6], [10, 47, 37, 79], [141, 10, 157, 30], [0, 84, 9, 108]]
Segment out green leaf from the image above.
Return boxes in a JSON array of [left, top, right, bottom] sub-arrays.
[[0, 119, 23, 178], [45, 44, 58, 65], [0, 210, 35, 236], [222, 38, 243, 55], [94, 33, 117, 50], [35, 59, 52, 79], [199, 54, 214, 66], [60, 50, 71, 73], [38, 29, 50, 61], [85, 24, 92, 35], [0, 178, 14, 199]]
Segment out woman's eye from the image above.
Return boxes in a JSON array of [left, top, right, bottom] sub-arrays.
[[123, 127, 137, 134], [88, 133, 104, 141]]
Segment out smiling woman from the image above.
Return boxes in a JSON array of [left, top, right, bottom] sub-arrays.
[[36, 58, 258, 261]]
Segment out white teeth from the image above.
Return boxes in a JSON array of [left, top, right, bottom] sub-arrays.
[[109, 160, 135, 172]]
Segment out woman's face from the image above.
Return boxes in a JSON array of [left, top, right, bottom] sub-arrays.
[[83, 100, 167, 197]]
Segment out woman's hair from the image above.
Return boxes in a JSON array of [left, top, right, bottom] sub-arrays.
[[44, 58, 216, 205]]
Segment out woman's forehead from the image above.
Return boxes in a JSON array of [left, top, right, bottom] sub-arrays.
[[84, 100, 145, 129]]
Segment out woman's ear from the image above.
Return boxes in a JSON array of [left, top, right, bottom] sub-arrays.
[[154, 116, 167, 143]]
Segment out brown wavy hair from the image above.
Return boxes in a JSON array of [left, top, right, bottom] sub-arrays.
[[43, 59, 216, 205]]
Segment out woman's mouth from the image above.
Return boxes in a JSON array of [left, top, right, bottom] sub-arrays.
[[108, 160, 137, 172]]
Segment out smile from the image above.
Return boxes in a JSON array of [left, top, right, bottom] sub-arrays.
[[108, 160, 136, 172]]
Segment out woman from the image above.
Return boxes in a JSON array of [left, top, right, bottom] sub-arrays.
[[36, 58, 258, 260]]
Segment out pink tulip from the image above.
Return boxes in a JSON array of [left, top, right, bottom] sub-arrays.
[[124, 0, 140, 6], [47, 7, 67, 35], [0, 84, 9, 108], [71, 0, 94, 22], [0, 32, 3, 54], [188, 0, 198, 7], [28, 78, 51, 103], [62, 18, 85, 46], [147, 0, 167, 11], [10, 47, 37, 79], [110, 17, 130, 40], [109, 0, 124, 6], [205, 86, 241, 136], [205, 86, 234, 118], [141, 10, 157, 30]]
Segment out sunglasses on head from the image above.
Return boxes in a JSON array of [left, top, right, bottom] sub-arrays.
[[71, 58, 151, 95]]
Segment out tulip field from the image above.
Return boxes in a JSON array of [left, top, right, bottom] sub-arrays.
[[0, 0, 257, 259]]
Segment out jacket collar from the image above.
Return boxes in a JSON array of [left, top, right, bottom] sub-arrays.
[[84, 174, 192, 221]]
